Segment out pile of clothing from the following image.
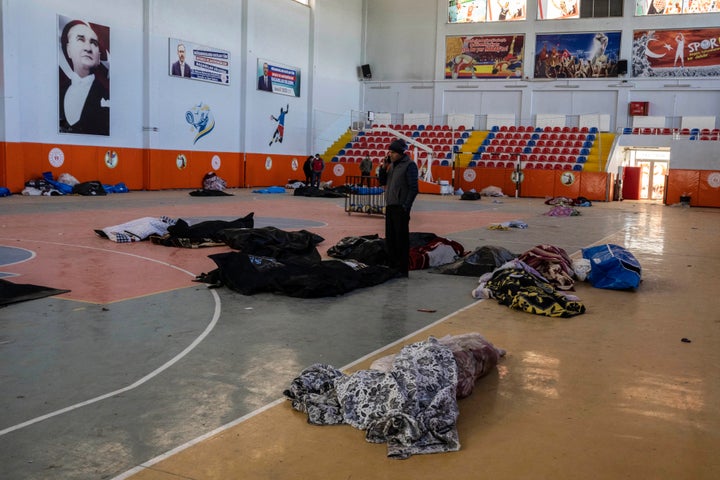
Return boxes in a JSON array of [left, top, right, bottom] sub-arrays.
[[472, 244, 586, 317]]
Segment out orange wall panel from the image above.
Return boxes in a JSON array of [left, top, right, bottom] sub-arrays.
[[520, 169, 555, 198], [245, 153, 305, 188], [325, 162, 361, 185], [697, 171, 720, 207], [553, 170, 581, 199], [666, 170, 700, 206], [578, 172, 610, 202], [147, 150, 194, 190], [189, 151, 242, 188], [0, 142, 5, 188], [66, 145, 100, 181], [97, 147, 144, 190], [455, 167, 516, 195]]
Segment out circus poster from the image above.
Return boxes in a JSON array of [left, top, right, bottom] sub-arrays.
[[632, 28, 720, 77], [445, 35, 524, 79]]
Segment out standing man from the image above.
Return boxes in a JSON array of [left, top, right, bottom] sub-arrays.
[[311, 154, 325, 188], [383, 139, 418, 277], [359, 155, 373, 187], [303, 155, 314, 186], [172, 43, 191, 77]]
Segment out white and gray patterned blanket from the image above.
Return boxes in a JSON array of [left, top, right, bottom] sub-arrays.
[[284, 337, 460, 459]]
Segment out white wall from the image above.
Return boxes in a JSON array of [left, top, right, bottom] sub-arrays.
[[0, 0, 364, 156], [2, 0, 144, 146], [147, 0, 242, 152], [361, 0, 720, 136]]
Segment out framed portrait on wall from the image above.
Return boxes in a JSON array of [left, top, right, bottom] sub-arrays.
[[58, 15, 110, 136]]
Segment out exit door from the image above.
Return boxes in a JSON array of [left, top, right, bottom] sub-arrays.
[[637, 161, 668, 200]]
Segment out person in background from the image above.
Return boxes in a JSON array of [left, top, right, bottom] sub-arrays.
[[359, 155, 373, 187], [59, 19, 109, 135], [171, 43, 191, 77], [383, 139, 418, 277], [311, 153, 325, 188], [378, 155, 391, 186], [303, 155, 314, 186]]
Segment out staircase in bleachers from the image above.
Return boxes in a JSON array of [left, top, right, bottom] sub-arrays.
[[331, 124, 471, 166], [468, 125, 600, 171]]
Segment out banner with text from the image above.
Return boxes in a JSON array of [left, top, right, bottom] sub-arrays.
[[257, 59, 301, 97], [632, 28, 720, 77], [169, 38, 230, 85], [445, 35, 524, 79]]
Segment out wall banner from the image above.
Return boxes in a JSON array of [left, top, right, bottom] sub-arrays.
[[445, 35, 524, 79], [257, 59, 301, 97], [169, 38, 230, 85], [534, 31, 622, 79], [58, 15, 110, 136], [633, 28, 720, 77]]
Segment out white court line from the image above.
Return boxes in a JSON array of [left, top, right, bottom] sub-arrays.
[[0, 239, 220, 436], [110, 300, 481, 480]]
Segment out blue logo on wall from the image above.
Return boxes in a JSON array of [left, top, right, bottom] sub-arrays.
[[186, 102, 215, 144]]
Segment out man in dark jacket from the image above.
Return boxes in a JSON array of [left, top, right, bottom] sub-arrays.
[[303, 156, 313, 185], [384, 138, 418, 277]]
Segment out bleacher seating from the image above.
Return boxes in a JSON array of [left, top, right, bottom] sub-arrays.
[[622, 127, 719, 139], [333, 123, 469, 164], [468, 125, 598, 171]]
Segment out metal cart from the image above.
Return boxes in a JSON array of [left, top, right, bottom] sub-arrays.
[[344, 175, 385, 215]]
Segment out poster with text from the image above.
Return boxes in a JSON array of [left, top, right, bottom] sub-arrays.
[[257, 59, 301, 97], [633, 28, 720, 77], [534, 32, 621, 79], [445, 35, 524, 79], [58, 15, 110, 136], [169, 38, 230, 85], [537, 0, 580, 19]]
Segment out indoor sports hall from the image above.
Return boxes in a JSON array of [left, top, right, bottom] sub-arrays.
[[1, 1, 719, 479]]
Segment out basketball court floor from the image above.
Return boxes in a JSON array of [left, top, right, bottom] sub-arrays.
[[1, 189, 718, 479]]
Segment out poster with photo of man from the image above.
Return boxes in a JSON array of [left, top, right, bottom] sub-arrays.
[[257, 59, 301, 97], [169, 38, 230, 84], [58, 14, 110, 136]]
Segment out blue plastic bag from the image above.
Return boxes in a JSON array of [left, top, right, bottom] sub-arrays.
[[582, 244, 641, 290]]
